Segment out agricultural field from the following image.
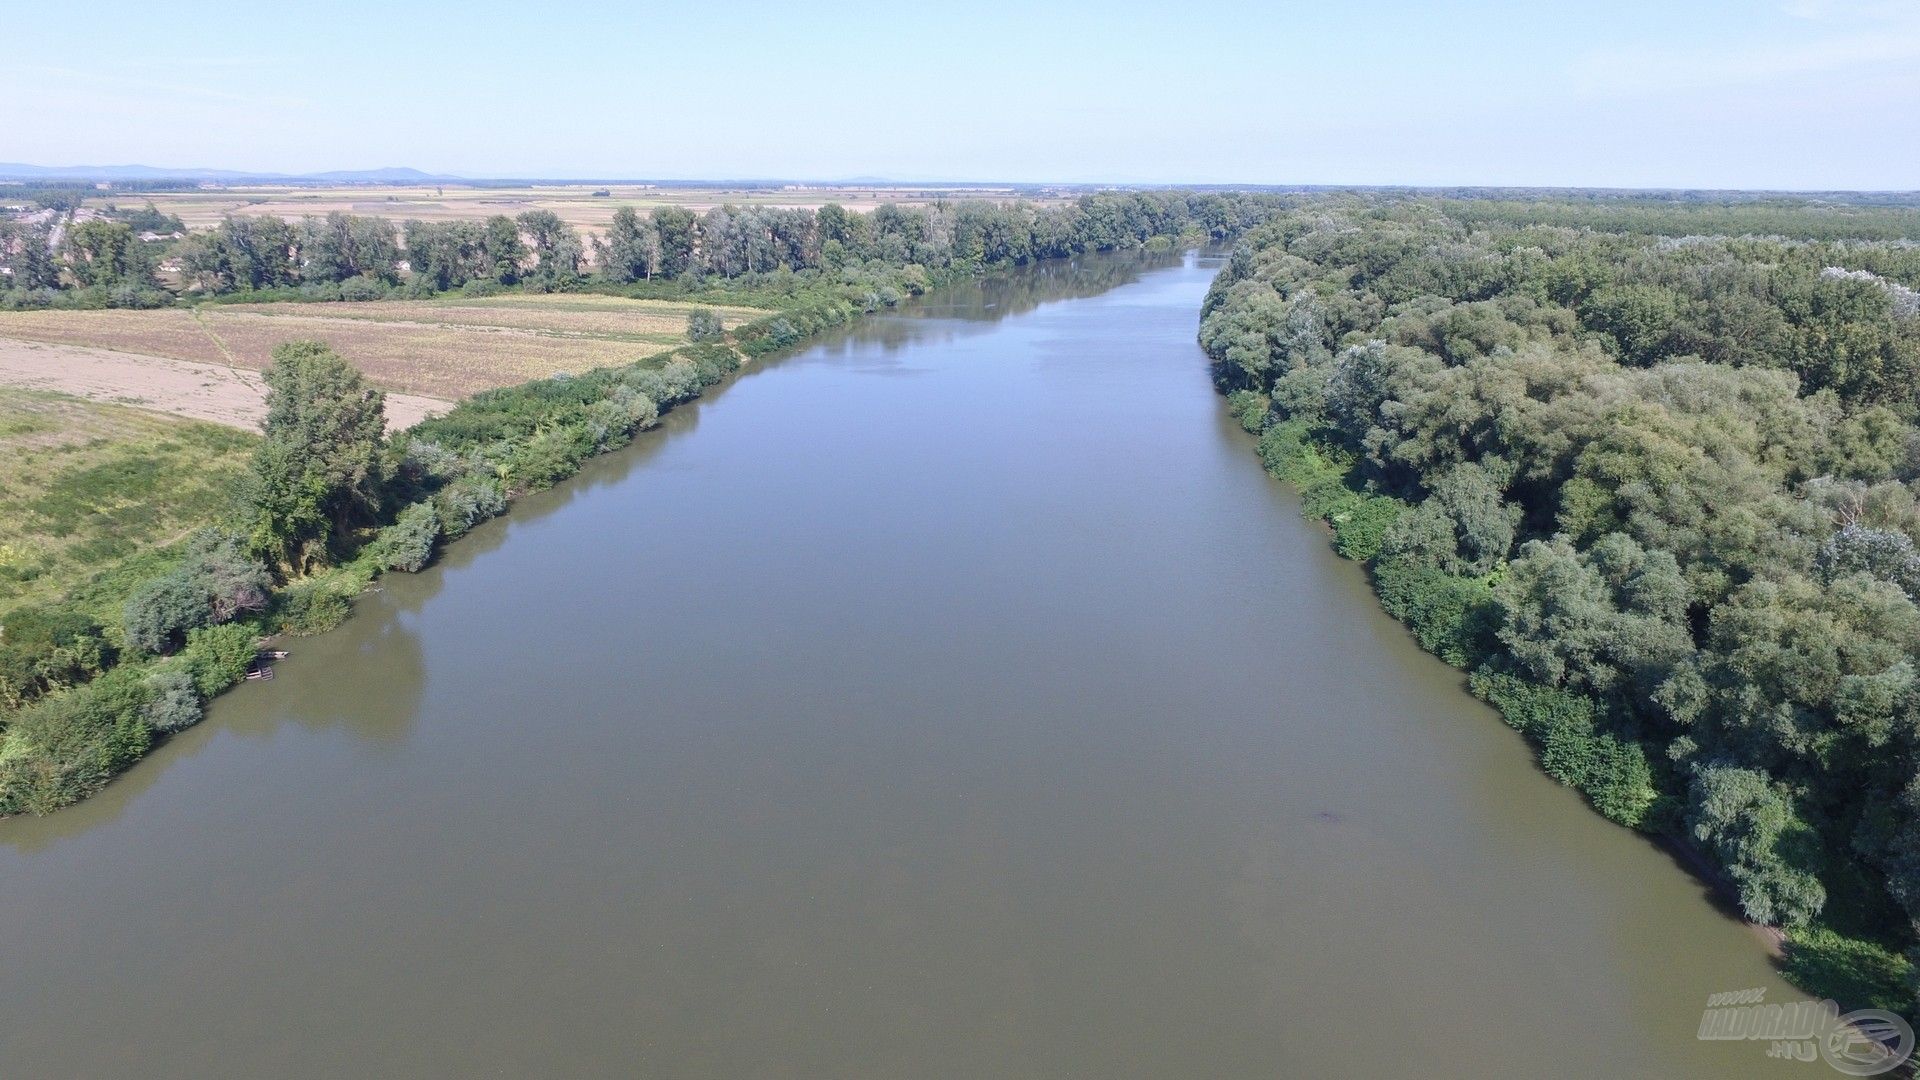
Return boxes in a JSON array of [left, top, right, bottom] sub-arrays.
[[0, 294, 768, 404], [104, 183, 1072, 235], [0, 387, 254, 618], [0, 338, 448, 432]]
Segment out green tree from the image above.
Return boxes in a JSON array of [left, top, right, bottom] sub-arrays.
[[243, 341, 389, 573], [601, 206, 659, 283], [62, 220, 147, 287], [651, 207, 698, 277]]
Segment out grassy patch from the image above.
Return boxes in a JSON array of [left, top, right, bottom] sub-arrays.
[[0, 389, 253, 619]]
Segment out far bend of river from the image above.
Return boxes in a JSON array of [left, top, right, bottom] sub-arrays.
[[0, 253, 1804, 1078]]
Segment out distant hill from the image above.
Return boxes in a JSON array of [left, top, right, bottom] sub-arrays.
[[0, 163, 468, 183], [300, 166, 463, 183]]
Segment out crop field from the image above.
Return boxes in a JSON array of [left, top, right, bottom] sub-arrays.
[[108, 183, 1072, 235], [0, 294, 768, 401], [0, 388, 255, 617]]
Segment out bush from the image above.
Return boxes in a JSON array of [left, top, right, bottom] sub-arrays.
[[1687, 764, 1829, 927], [435, 476, 507, 540], [686, 306, 725, 342], [505, 424, 593, 490], [0, 667, 152, 815], [339, 276, 389, 302], [1470, 670, 1659, 828], [1782, 925, 1916, 1014], [684, 343, 741, 384], [123, 573, 213, 655], [1331, 495, 1406, 562], [1225, 390, 1270, 434], [143, 668, 204, 734], [1372, 554, 1500, 667], [371, 502, 442, 572], [0, 606, 112, 708], [1256, 420, 1344, 490], [1299, 473, 1362, 522], [179, 623, 259, 697], [270, 576, 356, 636], [120, 532, 271, 654]]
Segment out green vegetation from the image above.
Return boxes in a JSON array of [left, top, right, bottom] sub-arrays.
[[1203, 199, 1920, 1014], [0, 389, 255, 613]]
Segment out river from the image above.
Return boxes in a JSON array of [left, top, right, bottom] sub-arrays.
[[0, 252, 1806, 1078]]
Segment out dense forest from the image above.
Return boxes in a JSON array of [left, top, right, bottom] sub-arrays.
[[0, 191, 1292, 822], [1201, 199, 1920, 1011]]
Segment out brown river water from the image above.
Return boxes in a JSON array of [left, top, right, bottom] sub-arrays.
[[0, 252, 1807, 1077]]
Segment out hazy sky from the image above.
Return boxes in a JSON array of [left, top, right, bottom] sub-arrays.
[[5, 0, 1916, 188]]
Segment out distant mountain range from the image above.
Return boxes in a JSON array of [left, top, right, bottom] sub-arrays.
[[0, 163, 467, 183]]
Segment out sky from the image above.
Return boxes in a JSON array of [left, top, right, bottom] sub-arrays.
[[4, 0, 1917, 189]]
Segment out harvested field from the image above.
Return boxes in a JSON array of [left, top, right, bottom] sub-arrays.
[[0, 387, 255, 615], [0, 295, 761, 401], [0, 338, 449, 431], [117, 183, 1070, 234]]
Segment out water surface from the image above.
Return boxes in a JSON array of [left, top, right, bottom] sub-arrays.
[[0, 254, 1802, 1077]]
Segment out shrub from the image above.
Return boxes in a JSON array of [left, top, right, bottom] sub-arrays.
[[143, 669, 204, 734], [1256, 420, 1343, 490], [435, 476, 507, 540], [684, 343, 741, 384], [1782, 925, 1916, 1015], [190, 532, 273, 622], [1470, 670, 1659, 828], [1298, 474, 1362, 522], [401, 439, 471, 484], [1225, 390, 1269, 433], [1331, 496, 1406, 562], [123, 573, 213, 655], [120, 532, 272, 654], [1687, 764, 1829, 927], [0, 606, 112, 708], [371, 502, 442, 572], [1372, 554, 1500, 667], [0, 666, 153, 815], [271, 576, 356, 636], [505, 425, 592, 490], [339, 275, 389, 302], [686, 307, 725, 342], [179, 623, 259, 697]]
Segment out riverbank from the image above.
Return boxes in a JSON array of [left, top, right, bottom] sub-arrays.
[[0, 289, 869, 816], [1213, 389, 1916, 1019]]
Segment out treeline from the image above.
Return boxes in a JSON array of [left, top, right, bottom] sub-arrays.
[[0, 191, 1289, 310], [1202, 202, 1920, 1012], [1439, 197, 1920, 244], [0, 190, 1293, 819]]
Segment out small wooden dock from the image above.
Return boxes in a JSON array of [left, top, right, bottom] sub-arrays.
[[245, 649, 288, 681]]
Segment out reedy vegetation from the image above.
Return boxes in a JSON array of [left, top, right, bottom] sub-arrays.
[[1202, 198, 1920, 1012]]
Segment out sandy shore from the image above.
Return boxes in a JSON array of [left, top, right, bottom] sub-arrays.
[[0, 338, 450, 432]]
